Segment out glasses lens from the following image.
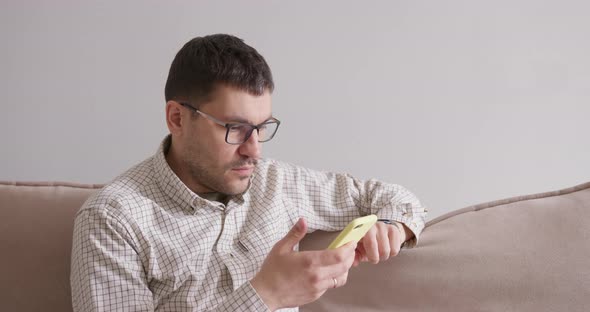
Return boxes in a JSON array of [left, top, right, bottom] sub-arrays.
[[227, 124, 251, 144], [257, 121, 279, 142], [226, 121, 279, 144]]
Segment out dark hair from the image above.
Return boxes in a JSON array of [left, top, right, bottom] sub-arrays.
[[164, 34, 274, 106]]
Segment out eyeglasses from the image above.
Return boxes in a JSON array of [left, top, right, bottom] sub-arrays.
[[179, 102, 281, 145]]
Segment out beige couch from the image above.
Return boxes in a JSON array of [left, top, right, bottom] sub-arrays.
[[1, 181, 589, 311]]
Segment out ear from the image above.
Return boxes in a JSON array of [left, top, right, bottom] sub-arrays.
[[166, 101, 185, 136]]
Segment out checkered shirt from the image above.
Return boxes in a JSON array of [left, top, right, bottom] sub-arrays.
[[70, 136, 427, 311]]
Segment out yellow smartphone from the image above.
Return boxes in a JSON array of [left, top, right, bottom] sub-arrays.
[[327, 215, 378, 249]]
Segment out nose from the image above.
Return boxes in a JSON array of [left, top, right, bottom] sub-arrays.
[[238, 129, 262, 159]]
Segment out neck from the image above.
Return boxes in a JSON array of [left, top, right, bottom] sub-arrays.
[[165, 139, 212, 194]]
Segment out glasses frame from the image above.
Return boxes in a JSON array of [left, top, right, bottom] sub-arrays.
[[179, 102, 281, 145]]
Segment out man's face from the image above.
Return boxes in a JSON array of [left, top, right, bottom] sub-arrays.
[[179, 84, 272, 195]]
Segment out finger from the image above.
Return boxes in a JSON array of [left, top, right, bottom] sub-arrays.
[[308, 244, 357, 279], [333, 271, 349, 289], [354, 249, 361, 265], [388, 225, 400, 257], [275, 218, 307, 253], [355, 242, 369, 262], [337, 241, 358, 267], [340, 240, 358, 250], [362, 228, 380, 264], [316, 241, 357, 266], [377, 224, 391, 261], [354, 241, 369, 262], [305, 259, 353, 289], [322, 271, 350, 290]]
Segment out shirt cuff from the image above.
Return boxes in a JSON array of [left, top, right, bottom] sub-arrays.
[[401, 220, 422, 248]]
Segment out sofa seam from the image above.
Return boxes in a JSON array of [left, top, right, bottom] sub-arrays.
[[426, 180, 590, 228]]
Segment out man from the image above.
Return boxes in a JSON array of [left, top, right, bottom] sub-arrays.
[[70, 34, 427, 311]]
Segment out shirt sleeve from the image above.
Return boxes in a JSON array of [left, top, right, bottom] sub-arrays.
[[275, 160, 428, 247], [70, 205, 154, 311], [70, 203, 271, 312]]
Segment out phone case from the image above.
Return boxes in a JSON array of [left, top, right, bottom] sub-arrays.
[[327, 214, 378, 249]]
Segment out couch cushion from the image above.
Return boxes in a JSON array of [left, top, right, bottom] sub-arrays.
[[0, 182, 102, 312], [300, 181, 590, 312]]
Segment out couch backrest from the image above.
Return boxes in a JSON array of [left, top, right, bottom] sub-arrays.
[[0, 182, 102, 312]]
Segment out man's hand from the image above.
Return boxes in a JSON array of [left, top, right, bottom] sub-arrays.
[[250, 218, 357, 311], [352, 221, 411, 267]]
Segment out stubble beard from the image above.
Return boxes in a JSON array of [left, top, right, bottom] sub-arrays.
[[185, 148, 258, 196]]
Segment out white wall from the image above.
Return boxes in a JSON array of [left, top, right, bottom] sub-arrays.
[[1, 0, 589, 219]]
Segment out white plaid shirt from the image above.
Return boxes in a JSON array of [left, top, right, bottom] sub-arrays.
[[70, 136, 427, 311]]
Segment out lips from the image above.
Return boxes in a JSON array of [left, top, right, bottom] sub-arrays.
[[230, 160, 257, 176], [231, 166, 254, 174]]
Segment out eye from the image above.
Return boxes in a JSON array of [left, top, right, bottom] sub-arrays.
[[228, 124, 250, 133]]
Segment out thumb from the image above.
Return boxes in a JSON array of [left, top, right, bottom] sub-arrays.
[[276, 218, 307, 253]]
